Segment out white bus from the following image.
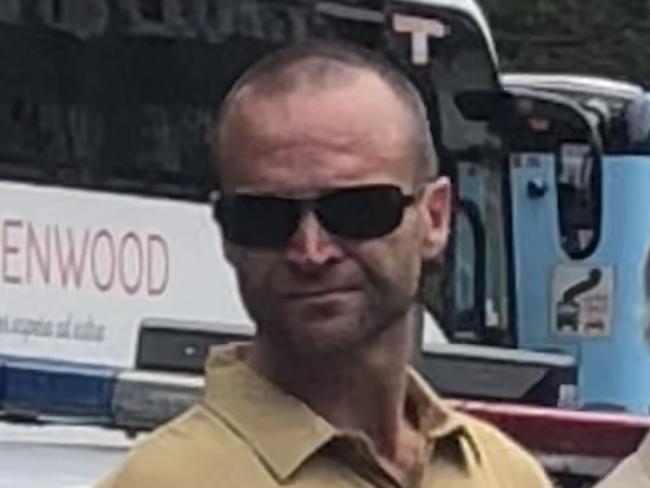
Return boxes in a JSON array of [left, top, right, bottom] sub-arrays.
[[0, 0, 498, 371], [0, 1, 500, 485], [0, 180, 252, 368]]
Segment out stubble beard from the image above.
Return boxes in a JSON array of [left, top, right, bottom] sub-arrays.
[[245, 285, 413, 365]]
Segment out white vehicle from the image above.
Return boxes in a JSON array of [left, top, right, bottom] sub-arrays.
[[0, 181, 252, 368], [0, 0, 501, 370], [0, 1, 496, 486]]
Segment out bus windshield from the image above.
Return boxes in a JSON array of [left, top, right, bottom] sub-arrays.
[[502, 74, 650, 155], [0, 0, 498, 197]]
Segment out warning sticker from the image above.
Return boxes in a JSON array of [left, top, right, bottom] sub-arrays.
[[551, 265, 614, 337]]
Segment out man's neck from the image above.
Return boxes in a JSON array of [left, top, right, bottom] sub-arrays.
[[247, 313, 418, 462]]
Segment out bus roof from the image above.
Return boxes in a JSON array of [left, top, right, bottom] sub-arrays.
[[503, 73, 643, 101]]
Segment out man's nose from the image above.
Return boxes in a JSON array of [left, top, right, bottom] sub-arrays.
[[285, 211, 344, 267]]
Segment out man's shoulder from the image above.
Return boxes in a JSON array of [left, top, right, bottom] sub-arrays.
[[94, 404, 274, 488], [452, 409, 553, 487]]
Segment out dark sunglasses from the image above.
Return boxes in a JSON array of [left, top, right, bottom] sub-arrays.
[[212, 184, 416, 248]]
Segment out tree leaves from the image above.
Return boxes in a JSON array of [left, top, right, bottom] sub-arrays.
[[481, 0, 650, 86]]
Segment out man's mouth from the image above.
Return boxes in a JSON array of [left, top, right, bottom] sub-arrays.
[[282, 287, 360, 300]]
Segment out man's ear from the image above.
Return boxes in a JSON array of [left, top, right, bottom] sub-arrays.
[[420, 176, 452, 261]]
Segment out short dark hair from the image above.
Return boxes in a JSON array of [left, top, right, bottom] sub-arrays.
[[208, 40, 438, 183]]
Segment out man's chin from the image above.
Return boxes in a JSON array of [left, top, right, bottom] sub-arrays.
[[277, 315, 369, 357]]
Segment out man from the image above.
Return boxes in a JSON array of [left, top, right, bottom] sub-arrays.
[[97, 41, 552, 487]]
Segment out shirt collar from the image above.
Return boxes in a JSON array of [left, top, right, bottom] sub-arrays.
[[201, 344, 336, 480], [406, 368, 465, 440], [406, 369, 483, 469], [201, 344, 472, 481]]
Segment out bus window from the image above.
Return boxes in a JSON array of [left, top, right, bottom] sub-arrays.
[[454, 205, 477, 320], [626, 94, 650, 154], [447, 161, 511, 346], [506, 91, 603, 260], [0, 0, 500, 201], [138, 0, 165, 22], [557, 142, 600, 259], [582, 97, 612, 148]]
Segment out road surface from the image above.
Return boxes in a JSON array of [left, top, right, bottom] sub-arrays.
[[0, 422, 137, 488]]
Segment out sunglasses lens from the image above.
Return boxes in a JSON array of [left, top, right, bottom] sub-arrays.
[[214, 185, 412, 248], [215, 195, 299, 247], [318, 186, 407, 239]]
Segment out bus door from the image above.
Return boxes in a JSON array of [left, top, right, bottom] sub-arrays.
[[507, 88, 603, 356]]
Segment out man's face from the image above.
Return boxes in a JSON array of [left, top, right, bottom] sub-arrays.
[[216, 72, 450, 357]]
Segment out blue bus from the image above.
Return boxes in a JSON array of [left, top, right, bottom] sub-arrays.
[[454, 74, 650, 414]]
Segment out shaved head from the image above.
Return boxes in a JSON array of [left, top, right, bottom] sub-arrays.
[[207, 41, 438, 186]]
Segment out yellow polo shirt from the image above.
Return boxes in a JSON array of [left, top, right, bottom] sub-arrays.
[[97, 345, 552, 488]]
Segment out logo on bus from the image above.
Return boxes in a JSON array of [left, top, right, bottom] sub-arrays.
[[1, 219, 169, 297]]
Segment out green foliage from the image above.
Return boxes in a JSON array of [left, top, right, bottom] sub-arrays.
[[480, 0, 650, 86]]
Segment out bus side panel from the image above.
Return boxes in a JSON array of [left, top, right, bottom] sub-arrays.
[[511, 153, 650, 413], [0, 181, 252, 368]]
